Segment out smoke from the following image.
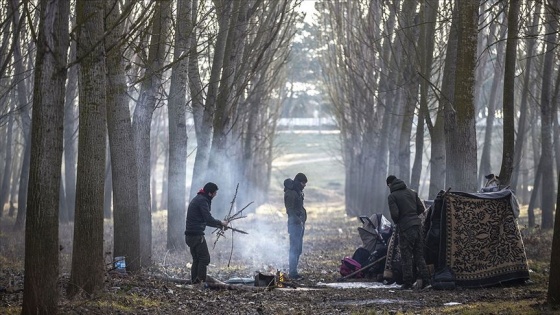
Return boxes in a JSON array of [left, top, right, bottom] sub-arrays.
[[209, 207, 291, 275]]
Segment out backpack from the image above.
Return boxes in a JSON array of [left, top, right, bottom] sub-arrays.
[[339, 257, 363, 278]]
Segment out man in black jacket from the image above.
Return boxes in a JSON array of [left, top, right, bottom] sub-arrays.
[[185, 182, 228, 284], [284, 173, 308, 280], [386, 175, 430, 290]]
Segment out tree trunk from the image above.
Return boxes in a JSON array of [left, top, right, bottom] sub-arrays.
[[105, 0, 142, 272], [69, 0, 107, 296], [445, 0, 480, 192], [167, 0, 191, 251], [498, 0, 520, 186], [12, 0, 32, 231], [538, 0, 558, 230], [132, 0, 171, 266], [510, 0, 541, 192], [22, 0, 69, 313]]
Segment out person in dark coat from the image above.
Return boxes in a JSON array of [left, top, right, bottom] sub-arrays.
[[185, 182, 228, 284], [386, 175, 430, 290], [284, 172, 308, 280]]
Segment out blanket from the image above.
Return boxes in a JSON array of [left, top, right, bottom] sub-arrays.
[[441, 191, 529, 287]]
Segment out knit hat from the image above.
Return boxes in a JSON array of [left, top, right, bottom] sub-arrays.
[[203, 182, 219, 193], [386, 175, 397, 185], [294, 173, 308, 183]]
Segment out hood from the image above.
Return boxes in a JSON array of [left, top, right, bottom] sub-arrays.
[[389, 178, 407, 193], [284, 178, 294, 191]]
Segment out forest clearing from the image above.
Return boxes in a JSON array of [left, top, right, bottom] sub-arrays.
[[0, 198, 555, 314]]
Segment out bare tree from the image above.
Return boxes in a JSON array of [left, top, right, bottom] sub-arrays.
[[105, 0, 142, 272], [132, 0, 171, 266], [69, 0, 107, 295], [22, 0, 69, 313], [11, 0, 32, 231], [445, 0, 480, 192], [167, 0, 192, 250], [498, 0, 520, 186], [537, 0, 558, 229]]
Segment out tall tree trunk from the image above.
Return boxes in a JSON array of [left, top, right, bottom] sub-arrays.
[[132, 0, 171, 266], [538, 0, 558, 230], [445, 0, 480, 192], [498, 0, 520, 186], [22, 0, 69, 313], [105, 0, 142, 272], [69, 0, 107, 296], [12, 0, 31, 231], [511, 0, 541, 192], [167, 0, 191, 251]]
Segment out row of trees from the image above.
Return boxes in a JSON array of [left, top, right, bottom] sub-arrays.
[[316, 0, 559, 226], [313, 0, 560, 305], [0, 0, 304, 313]]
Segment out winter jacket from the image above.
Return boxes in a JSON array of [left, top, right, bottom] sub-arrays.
[[185, 193, 223, 236], [387, 178, 425, 232], [284, 178, 307, 225]]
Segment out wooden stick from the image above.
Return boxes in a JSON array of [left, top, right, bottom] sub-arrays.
[[337, 255, 387, 282]]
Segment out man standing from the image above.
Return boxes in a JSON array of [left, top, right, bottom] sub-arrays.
[[386, 175, 430, 290], [284, 173, 308, 280], [185, 182, 228, 284]]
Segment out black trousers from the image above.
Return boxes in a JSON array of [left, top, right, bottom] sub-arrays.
[[185, 235, 211, 283]]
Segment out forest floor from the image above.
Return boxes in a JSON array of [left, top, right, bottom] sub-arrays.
[[0, 192, 557, 315]]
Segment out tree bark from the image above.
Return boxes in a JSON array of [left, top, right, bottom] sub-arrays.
[[498, 0, 520, 186], [445, 0, 480, 192], [12, 0, 32, 231], [538, 0, 558, 229], [69, 0, 107, 296], [167, 0, 191, 250], [132, 0, 171, 266], [22, 0, 69, 313], [105, 0, 142, 272]]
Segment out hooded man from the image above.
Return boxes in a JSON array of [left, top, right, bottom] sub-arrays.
[[284, 172, 308, 280], [386, 175, 430, 290], [185, 182, 228, 284]]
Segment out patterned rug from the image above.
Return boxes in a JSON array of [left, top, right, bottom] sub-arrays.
[[438, 190, 529, 287]]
